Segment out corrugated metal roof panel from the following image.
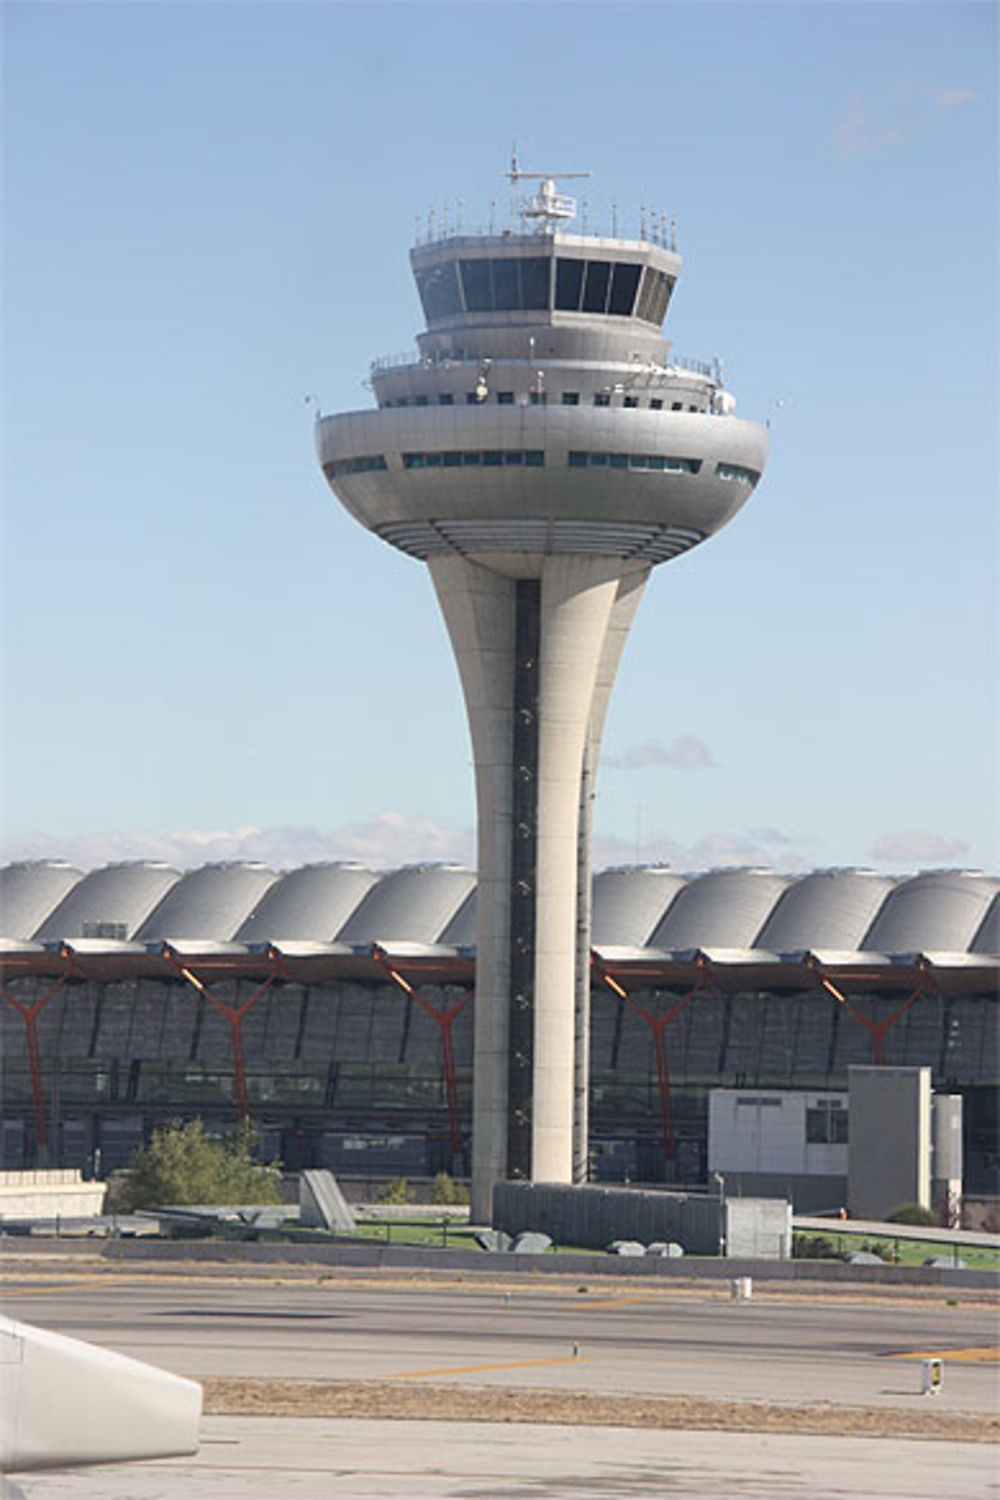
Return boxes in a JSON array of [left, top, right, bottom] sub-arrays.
[[648, 870, 789, 951], [336, 865, 475, 945], [133, 864, 278, 943], [0, 862, 84, 942], [592, 867, 688, 948], [33, 863, 182, 943], [755, 871, 898, 954], [234, 863, 379, 942], [970, 894, 1000, 957], [439, 889, 477, 947], [2, 861, 997, 963], [862, 872, 1000, 955]]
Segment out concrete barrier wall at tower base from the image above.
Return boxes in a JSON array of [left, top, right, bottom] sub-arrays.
[[493, 1183, 723, 1253], [493, 1182, 792, 1257]]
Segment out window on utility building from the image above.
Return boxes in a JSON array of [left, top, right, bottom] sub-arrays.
[[806, 1100, 848, 1145], [561, 392, 580, 406]]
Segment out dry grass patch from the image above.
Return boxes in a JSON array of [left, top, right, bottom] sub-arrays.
[[201, 1377, 997, 1443]]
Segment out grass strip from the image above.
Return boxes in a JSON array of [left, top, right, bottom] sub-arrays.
[[201, 1377, 998, 1443]]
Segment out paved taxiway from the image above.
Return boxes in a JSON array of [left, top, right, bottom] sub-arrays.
[[2, 1262, 997, 1498], [3, 1267, 996, 1408], [4, 1418, 997, 1500]]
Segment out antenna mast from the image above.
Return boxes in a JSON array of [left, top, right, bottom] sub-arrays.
[[506, 151, 593, 231]]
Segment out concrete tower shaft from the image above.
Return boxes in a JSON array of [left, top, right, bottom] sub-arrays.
[[317, 183, 768, 1220]]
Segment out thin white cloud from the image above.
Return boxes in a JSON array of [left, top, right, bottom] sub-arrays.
[[592, 825, 813, 873], [3, 817, 814, 876], [1, 815, 476, 873], [833, 79, 978, 159], [604, 735, 717, 771], [7, 821, 977, 879], [870, 830, 971, 866]]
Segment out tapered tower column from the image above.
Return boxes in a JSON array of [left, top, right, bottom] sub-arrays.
[[531, 557, 622, 1181], [317, 165, 768, 1222], [428, 556, 516, 1209], [431, 553, 647, 1216], [574, 567, 650, 1179]]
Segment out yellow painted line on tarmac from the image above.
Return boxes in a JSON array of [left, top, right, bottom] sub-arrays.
[[0, 1284, 93, 1299], [389, 1355, 590, 1380], [889, 1346, 999, 1364], [0, 1273, 207, 1298]]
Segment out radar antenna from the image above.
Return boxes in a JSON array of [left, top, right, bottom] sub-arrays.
[[506, 149, 592, 231]]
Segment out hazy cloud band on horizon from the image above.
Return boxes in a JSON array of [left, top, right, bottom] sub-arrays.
[[604, 735, 717, 771], [2, 818, 977, 877]]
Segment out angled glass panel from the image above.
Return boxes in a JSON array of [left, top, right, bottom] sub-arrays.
[[582, 260, 611, 313], [520, 257, 551, 310], [636, 265, 660, 323], [492, 257, 520, 310], [460, 259, 493, 312], [414, 260, 463, 320], [608, 261, 642, 315], [555, 258, 585, 311], [650, 271, 674, 325]]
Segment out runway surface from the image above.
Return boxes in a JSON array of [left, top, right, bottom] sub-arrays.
[[2, 1260, 997, 1498]]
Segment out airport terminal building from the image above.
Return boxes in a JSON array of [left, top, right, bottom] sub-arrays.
[[1, 860, 996, 1203]]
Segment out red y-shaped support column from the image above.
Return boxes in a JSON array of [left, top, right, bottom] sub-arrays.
[[806, 957, 929, 1065], [0, 973, 69, 1153], [167, 952, 275, 1119], [592, 954, 712, 1160], [373, 946, 472, 1157]]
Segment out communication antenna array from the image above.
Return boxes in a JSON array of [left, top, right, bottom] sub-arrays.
[[507, 147, 592, 231]]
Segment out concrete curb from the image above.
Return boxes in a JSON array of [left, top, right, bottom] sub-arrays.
[[97, 1237, 999, 1289]]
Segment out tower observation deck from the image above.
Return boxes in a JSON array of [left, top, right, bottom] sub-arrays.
[[317, 167, 768, 1219]]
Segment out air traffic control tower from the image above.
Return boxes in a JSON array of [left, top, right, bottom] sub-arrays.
[[317, 166, 768, 1219]]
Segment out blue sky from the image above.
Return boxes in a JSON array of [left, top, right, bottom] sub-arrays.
[[2, 0, 997, 876]]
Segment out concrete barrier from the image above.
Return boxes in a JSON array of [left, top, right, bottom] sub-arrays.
[[97, 1235, 999, 1289], [0, 1171, 105, 1221]]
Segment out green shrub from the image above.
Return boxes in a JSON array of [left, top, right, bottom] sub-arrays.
[[886, 1203, 941, 1227], [378, 1176, 413, 1205], [118, 1118, 282, 1211], [431, 1172, 469, 1206], [792, 1233, 838, 1259]]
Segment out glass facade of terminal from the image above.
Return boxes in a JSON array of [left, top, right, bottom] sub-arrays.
[[1, 975, 995, 1191]]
